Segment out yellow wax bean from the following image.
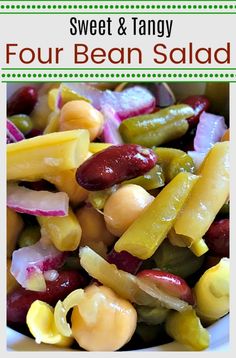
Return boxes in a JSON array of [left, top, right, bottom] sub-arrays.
[[43, 111, 60, 134], [7, 129, 89, 181], [168, 229, 209, 257], [114, 172, 199, 260], [190, 239, 209, 257], [79, 246, 138, 302], [37, 208, 82, 251], [174, 141, 229, 246], [165, 308, 210, 351], [194, 258, 229, 323], [26, 300, 73, 347], [168, 228, 187, 247], [89, 142, 112, 153], [45, 169, 88, 207]]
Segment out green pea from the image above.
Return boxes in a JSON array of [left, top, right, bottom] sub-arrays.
[[18, 225, 41, 248], [152, 240, 204, 278], [136, 304, 169, 325], [9, 114, 33, 135]]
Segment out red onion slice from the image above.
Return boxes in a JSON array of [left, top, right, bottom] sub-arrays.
[[62, 83, 156, 119], [100, 104, 124, 145], [7, 119, 25, 143], [7, 183, 69, 216], [10, 239, 66, 291], [100, 86, 156, 120], [193, 111, 227, 153]]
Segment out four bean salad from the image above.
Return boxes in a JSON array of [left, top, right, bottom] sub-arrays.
[[7, 82, 229, 351]]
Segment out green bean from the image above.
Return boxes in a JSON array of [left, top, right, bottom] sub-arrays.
[[154, 147, 195, 182], [9, 114, 33, 135], [122, 164, 165, 190], [119, 104, 193, 147], [114, 172, 199, 260], [18, 225, 41, 248]]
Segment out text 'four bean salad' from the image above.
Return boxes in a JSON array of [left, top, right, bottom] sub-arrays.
[[7, 82, 229, 351]]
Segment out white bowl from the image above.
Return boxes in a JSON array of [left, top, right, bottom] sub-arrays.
[[7, 315, 229, 351], [7, 82, 229, 352]]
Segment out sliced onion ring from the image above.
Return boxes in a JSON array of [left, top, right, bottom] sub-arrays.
[[7, 183, 69, 217], [54, 289, 85, 337], [7, 118, 25, 143], [100, 104, 123, 145]]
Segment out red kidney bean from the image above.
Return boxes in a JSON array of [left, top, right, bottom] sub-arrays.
[[7, 270, 89, 324], [204, 219, 229, 257], [181, 95, 210, 128], [203, 255, 221, 271], [25, 128, 42, 138], [107, 249, 142, 275], [76, 144, 157, 191], [7, 86, 38, 117], [21, 179, 55, 192], [137, 269, 194, 305]]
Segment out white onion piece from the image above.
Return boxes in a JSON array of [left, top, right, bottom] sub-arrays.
[[7, 183, 69, 216], [10, 239, 66, 290], [7, 119, 25, 143], [194, 111, 227, 153]]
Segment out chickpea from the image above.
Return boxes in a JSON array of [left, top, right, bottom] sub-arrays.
[[71, 284, 137, 351], [104, 184, 154, 237], [59, 100, 104, 141], [194, 257, 229, 323], [76, 206, 116, 248]]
